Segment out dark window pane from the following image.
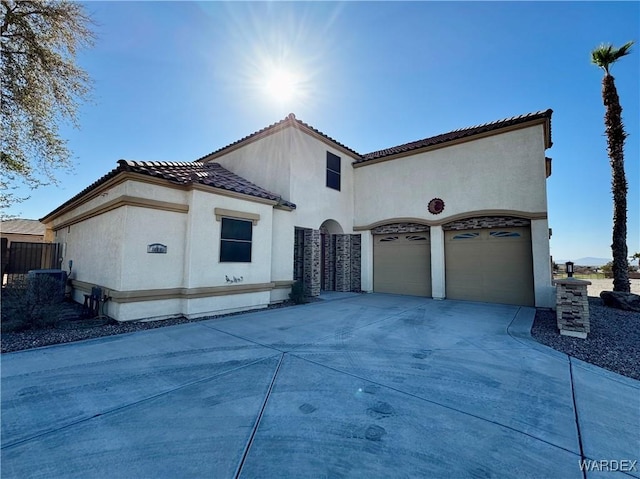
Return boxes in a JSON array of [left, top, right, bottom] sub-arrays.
[[326, 170, 341, 191], [221, 218, 252, 241], [220, 240, 252, 262], [327, 152, 341, 173]]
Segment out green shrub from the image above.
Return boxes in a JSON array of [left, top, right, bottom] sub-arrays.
[[1, 275, 66, 333], [288, 281, 307, 305]]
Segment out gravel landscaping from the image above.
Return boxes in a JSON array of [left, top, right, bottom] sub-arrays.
[[0, 299, 316, 354], [531, 296, 640, 380], [2, 294, 639, 381]]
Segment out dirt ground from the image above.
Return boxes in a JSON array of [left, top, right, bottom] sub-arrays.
[[585, 278, 640, 297]]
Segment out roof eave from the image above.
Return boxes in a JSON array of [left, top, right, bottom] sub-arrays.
[[354, 113, 553, 168], [197, 115, 362, 163]]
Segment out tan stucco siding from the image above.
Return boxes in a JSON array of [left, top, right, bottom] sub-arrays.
[[354, 125, 548, 227]]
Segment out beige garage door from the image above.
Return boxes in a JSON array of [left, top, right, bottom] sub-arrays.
[[445, 227, 534, 306], [374, 233, 431, 296]]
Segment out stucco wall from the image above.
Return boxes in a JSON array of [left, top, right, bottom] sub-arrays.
[[213, 129, 292, 200], [354, 124, 552, 307], [120, 206, 187, 291], [354, 125, 548, 226], [56, 208, 125, 291], [50, 182, 130, 226], [271, 208, 295, 282], [288, 127, 357, 234], [184, 189, 274, 289]]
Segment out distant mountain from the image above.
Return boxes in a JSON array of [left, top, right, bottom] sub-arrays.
[[555, 257, 612, 267]]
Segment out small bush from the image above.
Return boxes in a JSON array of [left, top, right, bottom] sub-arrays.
[[1, 276, 66, 333], [288, 281, 307, 305]]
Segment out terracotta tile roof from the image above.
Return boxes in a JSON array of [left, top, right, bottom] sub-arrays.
[[118, 160, 295, 208], [0, 219, 45, 236], [357, 109, 553, 164], [195, 113, 362, 162], [41, 161, 295, 221]]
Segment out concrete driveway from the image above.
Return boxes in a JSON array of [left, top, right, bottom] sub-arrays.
[[2, 294, 638, 478]]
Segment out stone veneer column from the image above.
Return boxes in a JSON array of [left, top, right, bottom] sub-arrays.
[[553, 278, 591, 338], [303, 229, 321, 297], [350, 234, 362, 292], [335, 234, 352, 292], [323, 235, 336, 291]]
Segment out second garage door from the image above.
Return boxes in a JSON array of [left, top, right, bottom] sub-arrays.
[[374, 233, 431, 296], [445, 227, 534, 306]]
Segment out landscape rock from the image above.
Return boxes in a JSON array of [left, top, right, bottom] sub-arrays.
[[599, 291, 640, 313]]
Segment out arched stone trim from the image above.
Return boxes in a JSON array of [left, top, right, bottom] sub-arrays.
[[320, 219, 343, 235], [354, 211, 545, 232], [442, 216, 531, 231], [371, 222, 431, 235]]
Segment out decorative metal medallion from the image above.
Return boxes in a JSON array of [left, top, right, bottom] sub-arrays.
[[428, 198, 445, 215], [147, 243, 167, 254]]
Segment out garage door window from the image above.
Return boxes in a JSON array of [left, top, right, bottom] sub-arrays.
[[452, 232, 479, 240], [490, 231, 521, 238]]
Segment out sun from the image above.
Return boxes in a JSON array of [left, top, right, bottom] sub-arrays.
[[263, 67, 300, 104]]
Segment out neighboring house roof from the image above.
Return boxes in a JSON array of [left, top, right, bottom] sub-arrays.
[[0, 219, 45, 236], [196, 113, 363, 162], [41, 160, 296, 222], [357, 109, 553, 164]]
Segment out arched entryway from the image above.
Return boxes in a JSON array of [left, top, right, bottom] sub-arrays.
[[320, 219, 343, 291], [292, 220, 361, 296]]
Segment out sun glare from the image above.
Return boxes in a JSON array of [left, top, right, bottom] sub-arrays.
[[264, 67, 301, 104]]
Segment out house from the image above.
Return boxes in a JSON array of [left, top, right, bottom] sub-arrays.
[[1, 219, 46, 245], [40, 110, 555, 321], [1, 219, 51, 281]]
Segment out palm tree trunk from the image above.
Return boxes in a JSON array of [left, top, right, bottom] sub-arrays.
[[602, 73, 630, 292]]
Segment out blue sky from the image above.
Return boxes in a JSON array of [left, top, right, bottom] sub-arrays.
[[5, 1, 639, 262]]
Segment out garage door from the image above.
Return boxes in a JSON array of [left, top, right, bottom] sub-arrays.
[[374, 233, 431, 296], [445, 227, 534, 306]]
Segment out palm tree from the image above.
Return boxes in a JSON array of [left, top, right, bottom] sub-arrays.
[[591, 41, 634, 293]]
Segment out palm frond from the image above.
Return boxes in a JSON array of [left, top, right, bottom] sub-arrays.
[[591, 41, 634, 74]]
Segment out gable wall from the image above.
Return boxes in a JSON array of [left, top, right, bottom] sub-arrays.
[[212, 129, 292, 201], [288, 127, 357, 233]]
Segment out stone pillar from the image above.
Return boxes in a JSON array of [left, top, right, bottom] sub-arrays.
[[323, 234, 336, 291], [335, 234, 352, 292], [553, 278, 591, 339], [303, 229, 321, 297], [350, 234, 361, 292]]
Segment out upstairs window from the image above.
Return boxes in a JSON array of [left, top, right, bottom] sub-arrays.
[[326, 152, 341, 191], [220, 218, 252, 262]]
